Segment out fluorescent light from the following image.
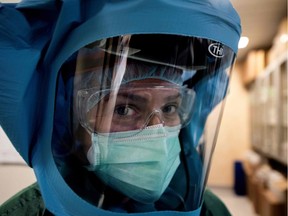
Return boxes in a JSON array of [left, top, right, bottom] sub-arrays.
[[238, 36, 249, 49], [280, 34, 288, 43], [0, 0, 22, 2]]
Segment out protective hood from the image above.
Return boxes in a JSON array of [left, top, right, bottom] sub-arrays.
[[0, 1, 241, 216]]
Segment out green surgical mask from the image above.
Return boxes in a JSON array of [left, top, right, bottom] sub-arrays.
[[86, 124, 181, 204]]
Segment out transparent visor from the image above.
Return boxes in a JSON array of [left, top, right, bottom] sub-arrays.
[[52, 34, 237, 213]]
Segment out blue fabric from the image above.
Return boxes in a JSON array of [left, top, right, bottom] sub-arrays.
[[0, 4, 55, 164], [0, 1, 241, 215]]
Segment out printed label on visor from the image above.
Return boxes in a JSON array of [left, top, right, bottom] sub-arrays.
[[208, 43, 224, 58]]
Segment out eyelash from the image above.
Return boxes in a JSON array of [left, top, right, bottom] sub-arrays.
[[114, 102, 180, 115], [114, 104, 139, 117], [162, 103, 179, 112]]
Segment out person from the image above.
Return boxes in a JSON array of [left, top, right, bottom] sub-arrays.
[[0, 1, 241, 215]]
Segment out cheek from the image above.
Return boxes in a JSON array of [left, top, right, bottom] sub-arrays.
[[109, 122, 142, 132]]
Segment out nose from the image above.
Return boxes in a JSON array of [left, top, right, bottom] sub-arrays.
[[146, 110, 164, 127]]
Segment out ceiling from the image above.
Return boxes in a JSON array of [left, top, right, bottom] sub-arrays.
[[231, 0, 287, 61]]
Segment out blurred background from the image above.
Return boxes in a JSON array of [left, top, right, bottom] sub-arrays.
[[0, 0, 287, 215]]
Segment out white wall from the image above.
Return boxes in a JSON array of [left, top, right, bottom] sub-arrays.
[[0, 164, 36, 205], [0, 127, 36, 205]]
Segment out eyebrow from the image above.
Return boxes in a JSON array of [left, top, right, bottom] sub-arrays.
[[116, 93, 148, 104], [116, 92, 181, 103], [165, 93, 182, 101]]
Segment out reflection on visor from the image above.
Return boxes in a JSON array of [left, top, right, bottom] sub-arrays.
[[77, 85, 196, 135]]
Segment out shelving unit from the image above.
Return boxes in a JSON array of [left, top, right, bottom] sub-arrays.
[[250, 52, 287, 168], [279, 59, 287, 163]]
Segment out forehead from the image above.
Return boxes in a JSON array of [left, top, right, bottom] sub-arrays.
[[115, 82, 181, 103], [119, 79, 181, 97]]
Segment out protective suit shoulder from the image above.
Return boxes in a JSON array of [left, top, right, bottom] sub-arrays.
[[0, 183, 45, 216], [201, 189, 232, 216], [0, 183, 232, 216]]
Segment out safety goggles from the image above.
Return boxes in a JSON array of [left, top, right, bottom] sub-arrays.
[[77, 84, 196, 136]]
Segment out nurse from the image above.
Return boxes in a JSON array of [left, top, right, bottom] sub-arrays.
[[0, 1, 241, 215]]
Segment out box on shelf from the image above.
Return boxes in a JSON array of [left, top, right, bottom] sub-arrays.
[[242, 153, 263, 204], [259, 189, 287, 216], [241, 50, 266, 85], [244, 158, 288, 216]]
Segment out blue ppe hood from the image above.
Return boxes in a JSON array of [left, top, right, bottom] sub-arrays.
[[0, 1, 241, 215]]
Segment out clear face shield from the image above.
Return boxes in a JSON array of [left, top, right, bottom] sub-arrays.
[[52, 34, 236, 212]]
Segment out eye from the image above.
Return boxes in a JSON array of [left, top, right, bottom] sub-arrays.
[[162, 104, 178, 115], [114, 105, 136, 117]]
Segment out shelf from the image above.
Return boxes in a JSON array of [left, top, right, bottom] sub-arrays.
[[250, 52, 287, 175], [253, 147, 287, 175]]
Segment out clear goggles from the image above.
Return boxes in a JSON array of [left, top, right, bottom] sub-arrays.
[[77, 84, 196, 136]]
